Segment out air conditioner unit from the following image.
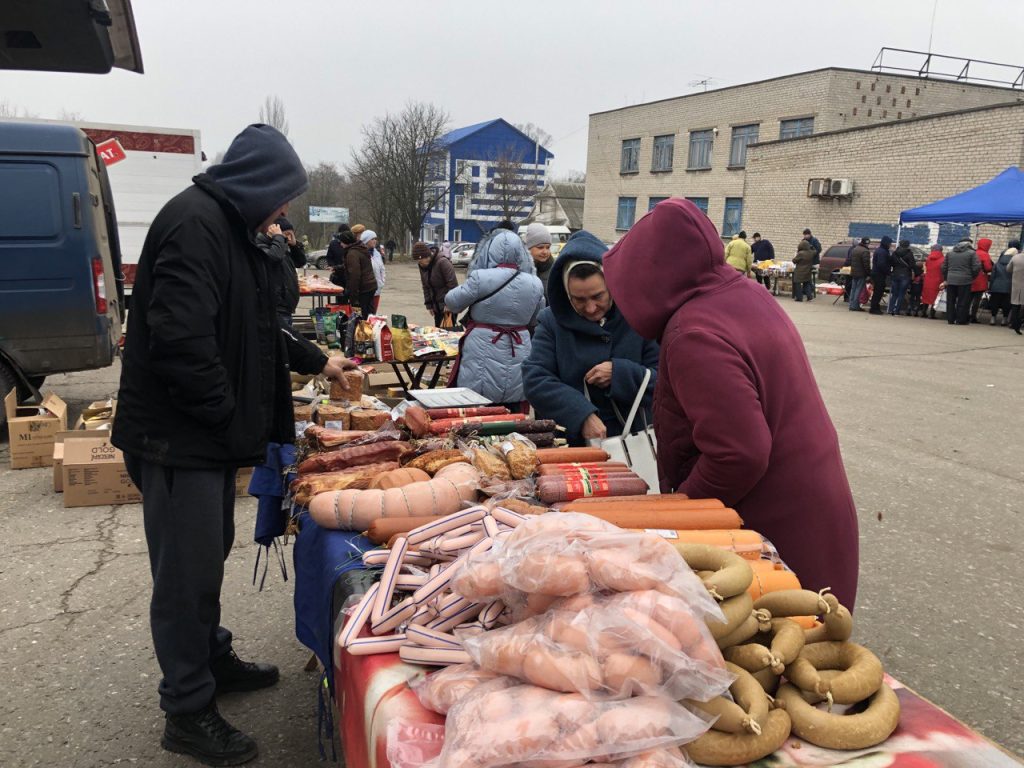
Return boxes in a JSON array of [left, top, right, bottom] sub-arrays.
[[807, 178, 831, 197], [830, 178, 854, 197]]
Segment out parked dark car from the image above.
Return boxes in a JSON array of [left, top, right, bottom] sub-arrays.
[[0, 123, 125, 412]]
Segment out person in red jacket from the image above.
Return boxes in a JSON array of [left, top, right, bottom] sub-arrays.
[[969, 237, 994, 323], [603, 199, 859, 609], [920, 244, 946, 319]]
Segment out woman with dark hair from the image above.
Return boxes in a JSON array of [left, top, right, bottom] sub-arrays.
[[523, 231, 658, 446], [988, 240, 1017, 326], [416, 241, 458, 326]]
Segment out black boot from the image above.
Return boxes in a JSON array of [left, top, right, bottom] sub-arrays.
[[212, 650, 280, 694], [163, 701, 258, 766]]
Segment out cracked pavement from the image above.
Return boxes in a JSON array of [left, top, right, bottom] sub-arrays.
[[1, 270, 1022, 765]]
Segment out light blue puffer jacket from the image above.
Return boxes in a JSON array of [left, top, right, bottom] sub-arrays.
[[445, 229, 545, 403]]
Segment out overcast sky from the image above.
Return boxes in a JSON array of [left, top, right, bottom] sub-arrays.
[[3, 0, 1022, 176]]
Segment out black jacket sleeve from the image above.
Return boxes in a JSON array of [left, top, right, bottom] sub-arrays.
[[147, 219, 235, 428], [281, 324, 328, 376], [288, 243, 306, 268]]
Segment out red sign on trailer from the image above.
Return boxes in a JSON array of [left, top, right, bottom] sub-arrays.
[[95, 137, 127, 166]]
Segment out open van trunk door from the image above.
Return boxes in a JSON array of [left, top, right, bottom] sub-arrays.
[[84, 143, 124, 342], [0, 0, 143, 75]]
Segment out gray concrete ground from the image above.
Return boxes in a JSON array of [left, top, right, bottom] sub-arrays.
[[1, 262, 1022, 766]]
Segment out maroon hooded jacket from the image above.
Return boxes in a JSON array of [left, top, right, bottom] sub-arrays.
[[604, 199, 859, 608]]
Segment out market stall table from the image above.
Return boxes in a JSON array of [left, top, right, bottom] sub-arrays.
[[335, 643, 1023, 768], [383, 353, 457, 396]]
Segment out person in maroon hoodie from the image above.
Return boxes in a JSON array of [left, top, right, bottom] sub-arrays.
[[603, 199, 859, 609]]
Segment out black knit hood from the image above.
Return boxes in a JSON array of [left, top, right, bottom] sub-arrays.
[[202, 124, 308, 231]]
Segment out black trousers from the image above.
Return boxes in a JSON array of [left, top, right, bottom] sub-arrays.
[[869, 275, 886, 312], [357, 291, 375, 319], [946, 284, 972, 325], [1010, 304, 1022, 332], [969, 291, 984, 321], [125, 455, 237, 715], [989, 292, 1011, 320]]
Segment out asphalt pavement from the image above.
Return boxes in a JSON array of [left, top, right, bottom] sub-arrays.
[[1, 264, 1021, 766]]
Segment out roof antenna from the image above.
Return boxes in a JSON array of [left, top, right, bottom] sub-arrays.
[[688, 77, 716, 92], [927, 0, 939, 54]]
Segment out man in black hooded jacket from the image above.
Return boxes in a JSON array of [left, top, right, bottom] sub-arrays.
[[112, 124, 358, 765]]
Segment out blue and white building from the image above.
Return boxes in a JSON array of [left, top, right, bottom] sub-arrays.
[[421, 119, 553, 244]]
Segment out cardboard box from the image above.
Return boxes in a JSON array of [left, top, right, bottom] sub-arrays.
[[62, 434, 141, 507], [74, 399, 116, 431], [5, 389, 68, 469], [53, 440, 65, 492], [235, 466, 254, 497]]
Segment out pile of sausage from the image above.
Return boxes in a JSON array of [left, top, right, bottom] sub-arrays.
[[382, 513, 732, 767]]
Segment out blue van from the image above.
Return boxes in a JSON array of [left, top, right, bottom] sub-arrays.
[[0, 121, 125, 407]]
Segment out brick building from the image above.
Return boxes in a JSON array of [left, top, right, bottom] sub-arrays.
[[582, 67, 1024, 246], [744, 101, 1024, 261]]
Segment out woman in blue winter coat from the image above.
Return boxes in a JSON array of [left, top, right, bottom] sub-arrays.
[[445, 226, 545, 407], [522, 231, 658, 445]]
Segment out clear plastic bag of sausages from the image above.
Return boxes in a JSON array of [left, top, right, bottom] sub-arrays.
[[410, 663, 515, 716], [451, 512, 724, 623], [424, 682, 709, 768], [459, 594, 731, 703]]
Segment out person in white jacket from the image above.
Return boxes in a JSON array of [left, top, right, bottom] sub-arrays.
[[361, 229, 387, 313]]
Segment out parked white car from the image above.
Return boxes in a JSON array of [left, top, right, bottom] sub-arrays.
[[451, 242, 475, 267]]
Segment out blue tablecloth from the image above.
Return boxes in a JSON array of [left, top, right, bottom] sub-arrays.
[[292, 511, 375, 685]]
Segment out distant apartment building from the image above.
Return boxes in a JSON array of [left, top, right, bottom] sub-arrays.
[[421, 119, 553, 244], [582, 66, 1024, 252]]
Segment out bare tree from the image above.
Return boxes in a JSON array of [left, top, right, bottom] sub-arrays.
[[348, 101, 450, 242], [258, 95, 289, 137], [0, 99, 38, 118], [287, 162, 367, 249], [58, 109, 85, 122], [514, 122, 553, 149], [483, 143, 541, 223]]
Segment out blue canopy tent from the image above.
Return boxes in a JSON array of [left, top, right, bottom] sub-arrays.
[[900, 167, 1024, 226]]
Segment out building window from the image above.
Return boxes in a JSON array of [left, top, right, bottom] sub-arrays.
[[861, 94, 866, 103], [651, 134, 675, 172], [455, 159, 468, 180], [648, 196, 670, 211], [616, 197, 637, 230], [856, 81, 861, 89], [883, 110, 888, 118], [454, 229, 462, 242], [687, 129, 714, 170], [454, 195, 469, 217], [729, 124, 759, 168], [870, 82, 876, 91], [867, 108, 872, 117], [853, 107, 858, 115], [900, 85, 906, 94], [779, 117, 814, 139], [907, 99, 912, 108], [620, 138, 640, 173], [722, 198, 743, 237], [876, 96, 881, 105], [915, 87, 920, 95], [897, 111, 902, 119], [686, 197, 709, 215]]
